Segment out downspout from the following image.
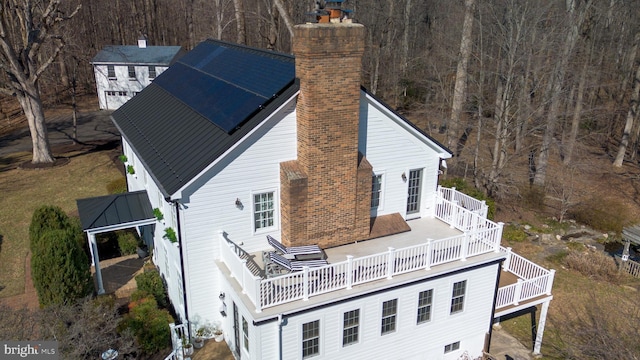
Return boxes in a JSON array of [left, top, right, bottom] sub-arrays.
[[174, 200, 191, 337], [278, 313, 286, 360]]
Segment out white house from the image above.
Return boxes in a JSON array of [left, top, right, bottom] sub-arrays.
[[91, 36, 183, 110], [78, 18, 554, 360]]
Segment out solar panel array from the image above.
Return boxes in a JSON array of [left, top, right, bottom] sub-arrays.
[[153, 41, 294, 133]]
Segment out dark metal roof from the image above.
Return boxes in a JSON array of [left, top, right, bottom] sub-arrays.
[[111, 39, 297, 197], [91, 45, 183, 65], [76, 191, 154, 231]]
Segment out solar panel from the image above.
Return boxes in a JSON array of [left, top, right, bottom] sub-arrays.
[[154, 41, 294, 133]]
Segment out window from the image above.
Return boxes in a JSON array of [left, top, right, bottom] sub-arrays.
[[242, 317, 249, 351], [342, 309, 359, 346], [302, 320, 319, 358], [128, 66, 136, 79], [253, 192, 275, 230], [381, 299, 397, 335], [371, 174, 382, 209], [444, 341, 460, 353], [107, 65, 116, 79], [118, 91, 127, 96], [417, 289, 433, 324], [450, 280, 467, 314], [148, 66, 156, 79], [106, 91, 116, 96]]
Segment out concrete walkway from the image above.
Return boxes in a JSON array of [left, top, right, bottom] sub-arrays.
[[489, 326, 534, 360]]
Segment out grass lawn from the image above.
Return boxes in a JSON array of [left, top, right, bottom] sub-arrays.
[[501, 242, 640, 359], [0, 150, 122, 298]]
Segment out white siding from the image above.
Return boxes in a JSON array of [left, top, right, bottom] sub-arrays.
[[181, 101, 298, 323], [121, 138, 186, 320], [93, 64, 168, 110], [359, 94, 446, 220], [275, 263, 498, 360]]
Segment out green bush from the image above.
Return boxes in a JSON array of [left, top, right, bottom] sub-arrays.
[[31, 228, 93, 306], [29, 205, 71, 250], [135, 270, 168, 309], [502, 224, 527, 243], [120, 296, 173, 354], [570, 197, 631, 234], [106, 177, 127, 194], [439, 178, 496, 220], [117, 230, 139, 256]]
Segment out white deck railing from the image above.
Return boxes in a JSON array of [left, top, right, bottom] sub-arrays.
[[219, 187, 552, 313], [495, 247, 555, 309], [437, 185, 488, 218]]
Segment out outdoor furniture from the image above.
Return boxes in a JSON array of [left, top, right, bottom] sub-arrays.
[[267, 235, 322, 257], [268, 252, 328, 272]]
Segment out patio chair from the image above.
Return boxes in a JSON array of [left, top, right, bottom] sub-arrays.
[[267, 235, 322, 256], [268, 252, 328, 272]]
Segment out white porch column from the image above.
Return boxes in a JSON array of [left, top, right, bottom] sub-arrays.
[[89, 232, 105, 294], [533, 300, 550, 355]]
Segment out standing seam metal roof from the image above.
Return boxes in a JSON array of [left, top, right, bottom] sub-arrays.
[[111, 39, 297, 197]]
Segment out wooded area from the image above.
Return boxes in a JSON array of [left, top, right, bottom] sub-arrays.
[[2, 0, 640, 198]]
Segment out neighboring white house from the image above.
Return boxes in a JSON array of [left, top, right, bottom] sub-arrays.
[[78, 19, 554, 360], [91, 36, 183, 110]]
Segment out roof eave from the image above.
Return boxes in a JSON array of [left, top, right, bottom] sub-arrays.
[[170, 88, 301, 200]]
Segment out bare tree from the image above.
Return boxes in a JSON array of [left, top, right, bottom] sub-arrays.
[[614, 28, 640, 167], [0, 0, 81, 164], [448, 0, 476, 151], [533, 0, 593, 186], [233, 0, 247, 44]]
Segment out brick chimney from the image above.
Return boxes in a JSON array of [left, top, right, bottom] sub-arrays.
[[280, 22, 371, 249]]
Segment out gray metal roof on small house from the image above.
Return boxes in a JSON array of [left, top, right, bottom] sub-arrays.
[[91, 45, 183, 66], [76, 191, 154, 231]]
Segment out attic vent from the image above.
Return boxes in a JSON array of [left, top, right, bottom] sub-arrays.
[[307, 0, 353, 24]]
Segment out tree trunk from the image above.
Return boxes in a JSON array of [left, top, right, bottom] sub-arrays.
[[448, 0, 477, 151], [272, 0, 294, 40], [564, 40, 591, 165], [17, 84, 54, 164], [613, 55, 640, 167], [534, 0, 591, 186], [233, 0, 246, 45]]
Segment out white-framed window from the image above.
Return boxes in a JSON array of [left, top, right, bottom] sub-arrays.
[[381, 299, 397, 335], [450, 280, 467, 314], [128, 65, 136, 79], [302, 320, 320, 358], [253, 191, 276, 231], [444, 341, 460, 353], [242, 317, 249, 351], [107, 65, 116, 79], [342, 309, 359, 346], [149, 66, 157, 79], [371, 173, 383, 210], [417, 289, 433, 324]]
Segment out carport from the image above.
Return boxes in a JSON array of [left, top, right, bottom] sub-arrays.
[[76, 191, 156, 294]]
